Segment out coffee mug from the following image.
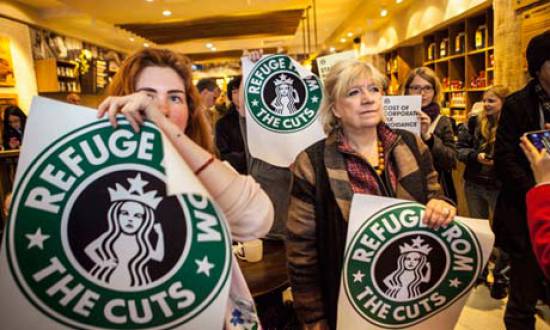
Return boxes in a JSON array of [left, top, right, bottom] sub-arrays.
[[234, 239, 263, 263]]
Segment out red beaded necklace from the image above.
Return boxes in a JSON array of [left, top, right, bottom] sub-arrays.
[[374, 139, 385, 176]]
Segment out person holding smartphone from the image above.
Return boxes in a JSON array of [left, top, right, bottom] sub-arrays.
[[493, 30, 550, 329], [457, 85, 510, 298], [520, 135, 550, 279]]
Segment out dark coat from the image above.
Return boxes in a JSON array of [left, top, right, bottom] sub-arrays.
[[494, 79, 542, 254], [214, 105, 247, 174], [457, 115, 500, 188], [286, 128, 450, 328], [425, 115, 458, 202]]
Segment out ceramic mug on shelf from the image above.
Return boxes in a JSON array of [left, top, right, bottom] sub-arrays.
[[233, 239, 263, 263]]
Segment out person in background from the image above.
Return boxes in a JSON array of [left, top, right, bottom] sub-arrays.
[[196, 78, 220, 128], [1, 192, 12, 247], [287, 59, 456, 329], [240, 51, 292, 239], [457, 85, 511, 298], [96, 48, 273, 328], [493, 30, 550, 330], [2, 105, 27, 150], [215, 76, 247, 174], [403, 67, 458, 203], [521, 135, 550, 279], [66, 92, 81, 105]]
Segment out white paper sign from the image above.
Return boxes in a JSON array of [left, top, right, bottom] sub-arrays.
[[316, 50, 357, 81], [0, 97, 231, 329], [337, 195, 494, 330], [242, 54, 325, 167], [383, 96, 421, 135]]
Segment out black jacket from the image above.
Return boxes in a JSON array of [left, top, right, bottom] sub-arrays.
[[214, 105, 247, 174], [457, 115, 500, 188], [494, 79, 542, 254], [424, 115, 457, 202]]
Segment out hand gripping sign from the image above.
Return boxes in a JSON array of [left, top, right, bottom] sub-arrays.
[[338, 195, 494, 330], [0, 97, 231, 329]]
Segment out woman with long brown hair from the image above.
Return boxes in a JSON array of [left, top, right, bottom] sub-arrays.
[[403, 67, 458, 202], [97, 48, 273, 328]]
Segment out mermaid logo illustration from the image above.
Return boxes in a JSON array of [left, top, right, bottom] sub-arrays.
[[84, 173, 165, 290], [383, 236, 432, 301], [270, 73, 300, 116]]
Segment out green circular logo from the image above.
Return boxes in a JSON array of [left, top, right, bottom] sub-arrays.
[[6, 121, 231, 329], [343, 202, 481, 328], [245, 54, 323, 133]]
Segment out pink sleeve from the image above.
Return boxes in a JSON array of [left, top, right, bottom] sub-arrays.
[[213, 173, 274, 242]]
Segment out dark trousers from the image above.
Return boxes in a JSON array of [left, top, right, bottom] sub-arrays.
[[504, 251, 546, 330]]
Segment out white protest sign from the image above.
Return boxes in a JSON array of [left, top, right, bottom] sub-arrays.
[[383, 96, 421, 135], [242, 54, 325, 167], [338, 195, 494, 330], [0, 97, 231, 329], [316, 50, 357, 81]]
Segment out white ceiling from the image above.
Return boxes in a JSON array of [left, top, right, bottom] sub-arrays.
[[11, 0, 412, 59]]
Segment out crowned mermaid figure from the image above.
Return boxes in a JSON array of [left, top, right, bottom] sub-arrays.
[[383, 236, 432, 301], [270, 73, 300, 116], [85, 173, 164, 290]]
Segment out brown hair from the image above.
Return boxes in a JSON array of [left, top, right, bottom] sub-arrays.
[[109, 48, 214, 153], [402, 67, 443, 107], [478, 85, 510, 150]]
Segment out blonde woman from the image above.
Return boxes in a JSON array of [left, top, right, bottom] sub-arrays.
[[457, 85, 510, 298], [403, 67, 458, 202], [286, 59, 455, 329]]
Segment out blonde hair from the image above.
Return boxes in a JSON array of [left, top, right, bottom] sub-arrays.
[[109, 48, 214, 153], [402, 67, 443, 107], [320, 59, 386, 134], [478, 85, 510, 149]]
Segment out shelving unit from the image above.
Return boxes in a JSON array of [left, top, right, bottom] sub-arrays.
[[422, 7, 494, 123], [35, 58, 81, 93], [383, 46, 419, 95]]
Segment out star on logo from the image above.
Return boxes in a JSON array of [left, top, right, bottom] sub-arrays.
[[251, 99, 259, 107], [195, 256, 215, 277], [127, 173, 148, 194], [26, 228, 50, 250], [449, 277, 462, 288], [353, 270, 365, 283], [312, 96, 319, 103]]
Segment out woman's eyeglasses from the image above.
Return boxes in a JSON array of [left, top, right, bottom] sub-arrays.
[[408, 85, 434, 93]]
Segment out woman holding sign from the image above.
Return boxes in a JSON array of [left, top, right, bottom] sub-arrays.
[[402, 67, 458, 203], [97, 48, 274, 328], [286, 59, 455, 329]]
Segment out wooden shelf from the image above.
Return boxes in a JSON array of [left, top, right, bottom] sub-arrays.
[[466, 87, 491, 92], [420, 6, 494, 117]]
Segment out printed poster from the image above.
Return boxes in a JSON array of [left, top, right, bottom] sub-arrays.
[[242, 54, 325, 167], [316, 50, 357, 81], [383, 96, 421, 136], [0, 97, 232, 329], [338, 195, 494, 329]]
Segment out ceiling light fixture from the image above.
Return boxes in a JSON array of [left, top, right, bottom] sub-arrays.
[[145, 0, 154, 2], [347, 32, 353, 38], [340, 38, 347, 43], [380, 8, 388, 17], [206, 43, 213, 49], [329, 47, 336, 53], [396, 0, 403, 3], [129, 37, 135, 42], [162, 10, 172, 16], [211, 47, 217, 52], [143, 43, 150, 48]]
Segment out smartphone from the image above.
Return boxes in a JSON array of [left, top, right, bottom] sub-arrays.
[[524, 129, 550, 152]]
